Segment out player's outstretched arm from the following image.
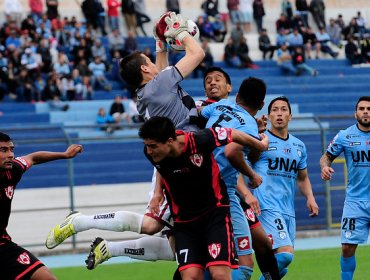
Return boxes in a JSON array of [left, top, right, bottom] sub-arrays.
[[297, 169, 319, 217], [319, 152, 336, 181], [231, 129, 269, 151], [164, 13, 205, 78], [23, 144, 83, 167]]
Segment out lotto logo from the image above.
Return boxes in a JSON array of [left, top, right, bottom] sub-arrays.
[[237, 236, 250, 251]]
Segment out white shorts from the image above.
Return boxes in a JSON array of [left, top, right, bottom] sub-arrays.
[[145, 168, 173, 228]]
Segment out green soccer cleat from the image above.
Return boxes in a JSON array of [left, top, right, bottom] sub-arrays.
[[85, 237, 111, 270], [45, 211, 81, 249]]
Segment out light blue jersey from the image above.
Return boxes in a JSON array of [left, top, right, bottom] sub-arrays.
[[201, 99, 260, 191], [326, 124, 370, 201], [253, 130, 308, 217], [201, 99, 259, 257]]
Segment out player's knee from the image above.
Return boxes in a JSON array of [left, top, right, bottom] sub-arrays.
[[341, 244, 357, 258], [141, 216, 164, 234], [238, 254, 254, 268], [275, 252, 294, 271]]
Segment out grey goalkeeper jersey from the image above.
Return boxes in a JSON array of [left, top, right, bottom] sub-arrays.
[[136, 66, 199, 132]]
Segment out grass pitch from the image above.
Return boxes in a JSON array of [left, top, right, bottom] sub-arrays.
[[52, 245, 370, 279]]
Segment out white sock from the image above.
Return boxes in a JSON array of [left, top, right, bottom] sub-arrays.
[[108, 236, 175, 261], [73, 211, 143, 233]]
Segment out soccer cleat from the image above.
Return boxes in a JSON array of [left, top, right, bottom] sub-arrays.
[[45, 211, 81, 249], [85, 237, 111, 270]]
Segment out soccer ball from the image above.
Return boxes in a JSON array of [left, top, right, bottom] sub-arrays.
[[166, 19, 200, 52]]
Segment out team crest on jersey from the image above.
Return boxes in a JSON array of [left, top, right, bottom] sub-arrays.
[[17, 252, 31, 265], [4, 186, 14, 199], [215, 127, 228, 140], [208, 243, 221, 259], [190, 154, 203, 167], [279, 231, 287, 240], [297, 149, 302, 157], [283, 145, 291, 154], [345, 230, 352, 239], [245, 208, 256, 222], [237, 236, 250, 250]]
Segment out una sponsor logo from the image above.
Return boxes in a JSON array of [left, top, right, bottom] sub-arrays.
[[17, 252, 30, 265], [245, 208, 256, 222], [4, 186, 14, 199], [237, 236, 250, 250], [208, 243, 221, 259], [190, 154, 203, 167]]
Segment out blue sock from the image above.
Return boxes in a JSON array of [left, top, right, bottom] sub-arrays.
[[341, 255, 356, 280], [275, 252, 294, 278], [203, 270, 212, 280], [232, 265, 253, 280]]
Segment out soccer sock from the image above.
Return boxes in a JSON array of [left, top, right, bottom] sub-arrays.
[[340, 255, 356, 280], [73, 211, 143, 233], [255, 249, 280, 280], [232, 265, 253, 280], [108, 236, 175, 261], [275, 252, 293, 278]]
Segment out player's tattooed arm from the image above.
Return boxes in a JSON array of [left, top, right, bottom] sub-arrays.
[[320, 152, 336, 181]]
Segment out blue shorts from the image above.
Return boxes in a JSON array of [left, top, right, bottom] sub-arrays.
[[229, 191, 253, 256], [258, 209, 295, 249], [341, 200, 370, 244]]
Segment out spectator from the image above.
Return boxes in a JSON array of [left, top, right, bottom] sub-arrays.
[[276, 13, 292, 32], [60, 73, 78, 100], [20, 48, 39, 79], [121, 0, 137, 34], [239, 0, 253, 33], [276, 27, 289, 48], [88, 55, 111, 91], [224, 37, 243, 68], [302, 26, 321, 59], [107, 0, 121, 31], [295, 0, 309, 27], [110, 94, 131, 123], [227, 0, 243, 25], [15, 67, 37, 102], [292, 46, 318, 76], [79, 0, 99, 30], [252, 0, 265, 32], [134, 0, 151, 36], [5, 30, 21, 50], [166, 0, 180, 14], [258, 28, 275, 59], [309, 0, 325, 29], [287, 27, 304, 51], [335, 14, 345, 30], [109, 28, 125, 57], [37, 38, 53, 73], [230, 21, 244, 47], [21, 15, 37, 38], [316, 27, 339, 58], [291, 11, 305, 31], [96, 107, 116, 133], [95, 0, 108, 36], [202, 0, 219, 17], [76, 58, 91, 77], [123, 30, 138, 56], [355, 11, 368, 37], [342, 17, 360, 40], [281, 0, 293, 20], [277, 43, 298, 75], [193, 39, 214, 78], [360, 34, 370, 63], [46, 0, 59, 20], [128, 93, 144, 123], [53, 55, 70, 78], [326, 18, 342, 48], [29, 0, 43, 23], [237, 36, 258, 68], [345, 36, 366, 65], [4, 0, 23, 27], [91, 39, 107, 63]]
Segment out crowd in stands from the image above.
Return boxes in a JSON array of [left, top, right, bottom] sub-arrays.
[[1, 0, 370, 105]]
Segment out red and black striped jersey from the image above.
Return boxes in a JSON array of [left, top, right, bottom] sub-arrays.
[[0, 157, 29, 243], [144, 127, 233, 223]]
